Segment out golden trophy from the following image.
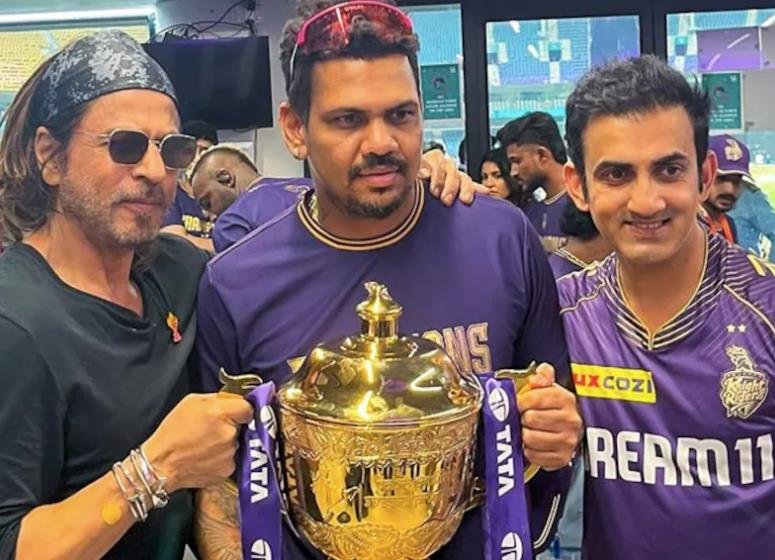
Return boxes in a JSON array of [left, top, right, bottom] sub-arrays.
[[276, 282, 536, 560], [222, 282, 538, 560]]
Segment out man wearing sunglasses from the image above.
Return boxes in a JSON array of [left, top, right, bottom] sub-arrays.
[[0, 31, 256, 559], [195, 1, 580, 559]]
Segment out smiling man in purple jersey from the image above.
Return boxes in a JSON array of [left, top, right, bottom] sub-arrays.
[[559, 55, 775, 559], [193, 1, 582, 559]]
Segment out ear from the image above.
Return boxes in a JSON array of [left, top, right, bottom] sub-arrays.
[[279, 101, 308, 161], [216, 168, 236, 189], [699, 149, 718, 203], [565, 162, 590, 212], [536, 146, 550, 164], [34, 126, 63, 187]]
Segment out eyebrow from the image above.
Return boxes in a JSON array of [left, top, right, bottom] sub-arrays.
[[321, 100, 420, 118], [593, 152, 690, 173]]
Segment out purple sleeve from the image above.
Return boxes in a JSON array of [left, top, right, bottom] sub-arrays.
[[212, 203, 253, 253], [194, 266, 242, 393], [515, 217, 574, 552]]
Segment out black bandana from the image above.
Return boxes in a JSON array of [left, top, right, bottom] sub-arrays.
[[34, 30, 177, 123]]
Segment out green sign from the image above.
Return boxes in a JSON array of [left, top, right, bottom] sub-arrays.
[[702, 72, 742, 130], [421, 64, 461, 120]]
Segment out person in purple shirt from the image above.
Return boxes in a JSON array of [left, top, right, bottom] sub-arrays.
[[497, 111, 570, 253], [193, 1, 582, 559], [187, 144, 314, 252], [548, 201, 612, 279], [559, 55, 775, 559]]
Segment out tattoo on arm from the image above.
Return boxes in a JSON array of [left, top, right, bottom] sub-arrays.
[[195, 481, 241, 560]]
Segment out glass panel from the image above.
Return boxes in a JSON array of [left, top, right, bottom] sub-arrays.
[[0, 21, 150, 122], [405, 4, 465, 166], [668, 9, 775, 212], [486, 16, 640, 139]]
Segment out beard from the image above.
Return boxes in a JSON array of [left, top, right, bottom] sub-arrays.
[[342, 152, 412, 220], [58, 173, 172, 250]]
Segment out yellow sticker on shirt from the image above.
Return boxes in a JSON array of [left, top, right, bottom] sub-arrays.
[[572, 364, 656, 404]]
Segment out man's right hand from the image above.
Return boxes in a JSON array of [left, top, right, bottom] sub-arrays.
[[142, 393, 253, 493]]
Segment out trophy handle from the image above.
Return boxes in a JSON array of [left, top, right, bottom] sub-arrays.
[[494, 363, 541, 482], [217, 367, 263, 397]]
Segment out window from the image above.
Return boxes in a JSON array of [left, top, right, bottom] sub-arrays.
[[405, 4, 465, 165], [668, 9, 775, 204], [486, 15, 640, 139]]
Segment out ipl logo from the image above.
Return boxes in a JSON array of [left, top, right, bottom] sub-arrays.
[[260, 405, 277, 439], [500, 532, 524, 560], [251, 539, 273, 560], [488, 386, 510, 422]]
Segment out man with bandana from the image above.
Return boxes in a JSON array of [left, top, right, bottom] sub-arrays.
[[0, 27, 492, 560], [0, 31, 255, 559]]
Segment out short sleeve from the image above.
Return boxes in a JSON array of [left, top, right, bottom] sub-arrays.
[[0, 317, 65, 559], [194, 268, 242, 393], [513, 218, 571, 387]]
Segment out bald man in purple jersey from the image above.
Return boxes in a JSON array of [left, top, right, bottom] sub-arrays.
[[192, 1, 582, 559], [559, 55, 775, 559]]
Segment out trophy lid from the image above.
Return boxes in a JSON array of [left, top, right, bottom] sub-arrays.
[[278, 282, 482, 427]]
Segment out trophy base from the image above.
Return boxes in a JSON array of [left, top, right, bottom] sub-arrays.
[[298, 510, 463, 560]]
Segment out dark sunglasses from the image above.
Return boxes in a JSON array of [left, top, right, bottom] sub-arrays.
[[288, 1, 414, 81], [76, 129, 198, 170]]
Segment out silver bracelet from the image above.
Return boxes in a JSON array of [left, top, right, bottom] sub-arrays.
[[138, 447, 171, 505], [131, 449, 170, 508], [112, 461, 148, 522]]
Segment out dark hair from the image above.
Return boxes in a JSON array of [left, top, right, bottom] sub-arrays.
[[182, 119, 219, 145], [423, 140, 445, 154], [565, 55, 710, 183], [0, 56, 88, 242], [496, 112, 567, 164], [279, 0, 420, 122], [559, 200, 599, 240], [479, 147, 524, 206]]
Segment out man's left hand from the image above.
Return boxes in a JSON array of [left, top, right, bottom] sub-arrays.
[[419, 149, 489, 206], [517, 363, 582, 471]]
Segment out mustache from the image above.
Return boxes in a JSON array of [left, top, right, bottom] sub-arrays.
[[349, 153, 409, 181], [115, 182, 169, 206]]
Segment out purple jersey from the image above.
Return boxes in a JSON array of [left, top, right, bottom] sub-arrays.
[[197, 186, 571, 558], [558, 232, 775, 560], [162, 185, 213, 238], [547, 247, 587, 280], [213, 177, 313, 252], [523, 191, 569, 253]]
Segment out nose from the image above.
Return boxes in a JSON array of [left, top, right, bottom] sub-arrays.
[[361, 118, 399, 156], [482, 176, 495, 188], [627, 174, 667, 217], [133, 140, 170, 185], [510, 162, 519, 178]]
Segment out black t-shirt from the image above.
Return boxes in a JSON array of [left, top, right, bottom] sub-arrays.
[[0, 234, 208, 559]]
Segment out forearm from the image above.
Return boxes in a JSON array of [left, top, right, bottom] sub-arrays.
[[195, 480, 242, 560], [16, 468, 136, 560]]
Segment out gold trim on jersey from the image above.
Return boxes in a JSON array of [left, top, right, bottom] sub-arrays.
[[553, 247, 589, 270], [543, 189, 567, 205], [723, 285, 775, 338], [611, 232, 715, 350], [297, 180, 424, 251]]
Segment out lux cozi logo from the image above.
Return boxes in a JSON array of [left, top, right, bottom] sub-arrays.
[[572, 364, 657, 404]]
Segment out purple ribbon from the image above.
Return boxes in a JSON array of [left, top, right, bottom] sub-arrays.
[[480, 373, 534, 560], [238, 382, 283, 560]]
